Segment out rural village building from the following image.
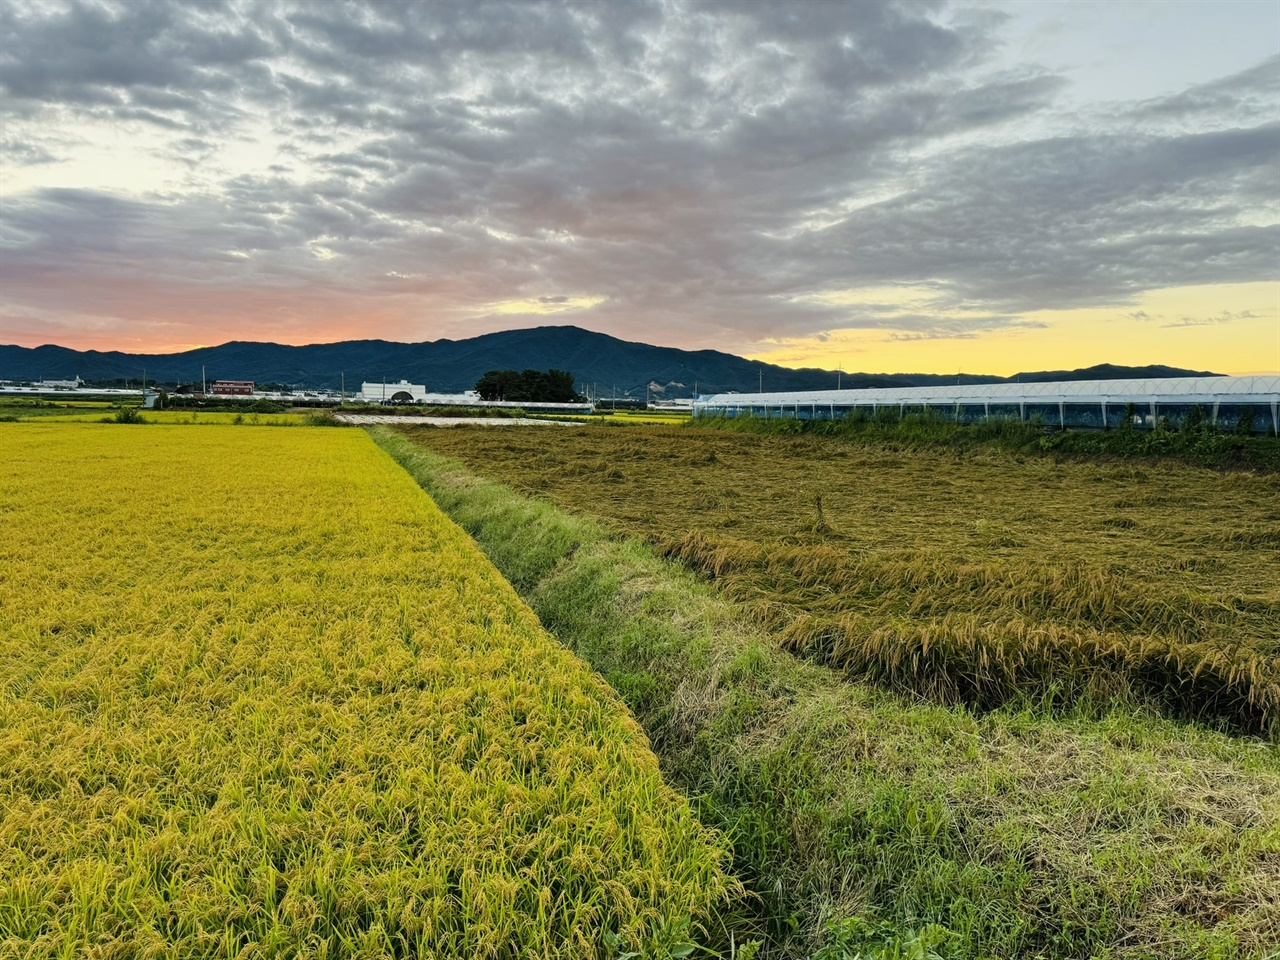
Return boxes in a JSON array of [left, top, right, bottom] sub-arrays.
[[211, 380, 255, 396], [358, 380, 429, 404]]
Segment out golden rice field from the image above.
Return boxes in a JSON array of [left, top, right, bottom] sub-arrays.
[[0, 423, 735, 958], [397, 425, 1280, 733]]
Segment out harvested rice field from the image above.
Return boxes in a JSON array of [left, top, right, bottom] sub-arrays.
[[0, 423, 735, 958], [398, 424, 1280, 732]]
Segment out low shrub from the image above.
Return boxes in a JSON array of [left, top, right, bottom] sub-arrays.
[[111, 406, 147, 424]]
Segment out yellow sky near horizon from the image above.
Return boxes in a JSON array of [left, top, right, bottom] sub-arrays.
[[748, 282, 1280, 376]]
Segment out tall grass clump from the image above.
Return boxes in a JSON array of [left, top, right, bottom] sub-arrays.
[[377, 428, 1280, 960], [301, 409, 348, 426], [0, 422, 737, 958], [111, 405, 147, 423]]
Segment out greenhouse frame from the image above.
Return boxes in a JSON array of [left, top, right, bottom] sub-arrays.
[[691, 375, 1280, 434]]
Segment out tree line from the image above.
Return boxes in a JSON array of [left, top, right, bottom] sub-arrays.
[[474, 369, 582, 402]]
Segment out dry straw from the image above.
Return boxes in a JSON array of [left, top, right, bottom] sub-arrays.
[[402, 425, 1280, 734]]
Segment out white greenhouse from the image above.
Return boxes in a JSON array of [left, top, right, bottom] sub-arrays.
[[692, 375, 1280, 434]]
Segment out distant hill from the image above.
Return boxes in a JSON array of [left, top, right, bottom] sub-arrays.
[[0, 325, 1220, 397], [1008, 363, 1224, 383]]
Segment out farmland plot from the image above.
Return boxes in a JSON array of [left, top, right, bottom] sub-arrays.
[[397, 425, 1280, 732], [383, 425, 1280, 959], [0, 424, 734, 958]]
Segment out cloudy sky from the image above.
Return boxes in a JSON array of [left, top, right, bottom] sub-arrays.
[[1, 0, 1277, 374]]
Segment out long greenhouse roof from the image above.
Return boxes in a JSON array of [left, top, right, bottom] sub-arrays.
[[695, 375, 1280, 408]]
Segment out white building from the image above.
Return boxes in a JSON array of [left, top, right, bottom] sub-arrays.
[[358, 380, 428, 404]]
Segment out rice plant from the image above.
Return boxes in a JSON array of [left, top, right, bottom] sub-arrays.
[[0, 423, 737, 958]]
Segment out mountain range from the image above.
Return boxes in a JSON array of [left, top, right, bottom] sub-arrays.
[[0, 325, 1219, 397]]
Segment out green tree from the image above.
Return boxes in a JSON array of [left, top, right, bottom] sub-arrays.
[[475, 369, 581, 402], [542, 369, 580, 402]]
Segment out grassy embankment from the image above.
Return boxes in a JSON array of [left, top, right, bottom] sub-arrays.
[[0, 423, 735, 958], [377, 425, 1280, 960]]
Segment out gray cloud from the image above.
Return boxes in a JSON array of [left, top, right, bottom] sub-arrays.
[[0, 136, 57, 165], [887, 330, 980, 341], [1161, 310, 1259, 329], [787, 123, 1280, 315], [1130, 56, 1280, 123], [0, 0, 1276, 352], [0, 0, 268, 126]]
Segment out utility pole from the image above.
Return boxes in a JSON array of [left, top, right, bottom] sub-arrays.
[[758, 369, 763, 394], [341, 372, 345, 402], [202, 366, 206, 395], [837, 365, 842, 390]]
